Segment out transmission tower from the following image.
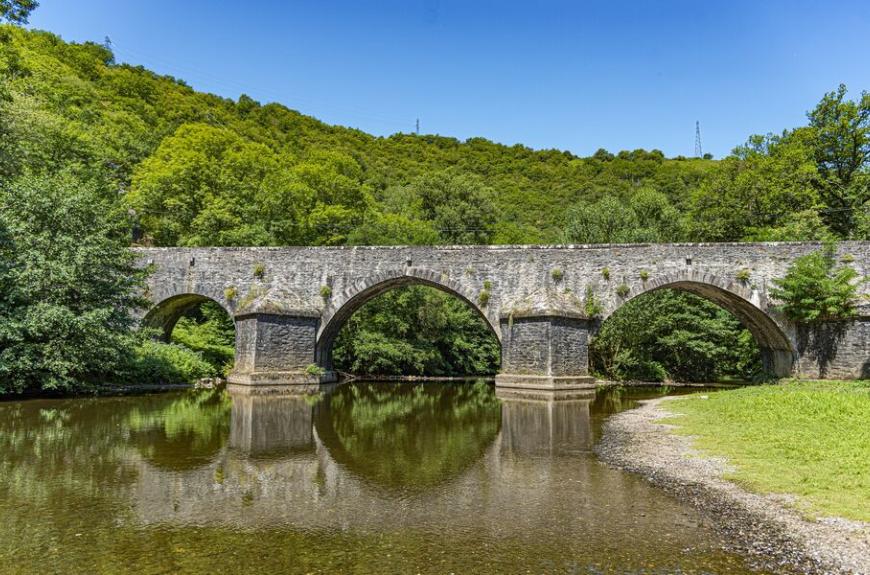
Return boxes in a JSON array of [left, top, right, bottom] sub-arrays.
[[694, 121, 702, 158], [416, 118, 420, 135]]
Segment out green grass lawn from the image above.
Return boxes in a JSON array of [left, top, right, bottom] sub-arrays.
[[663, 380, 870, 522]]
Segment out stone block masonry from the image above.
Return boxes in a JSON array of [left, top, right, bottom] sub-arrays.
[[135, 242, 870, 393]]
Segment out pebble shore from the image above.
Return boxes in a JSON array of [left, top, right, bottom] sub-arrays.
[[594, 397, 870, 575]]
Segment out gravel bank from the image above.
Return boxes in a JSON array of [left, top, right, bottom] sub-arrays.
[[595, 397, 870, 575]]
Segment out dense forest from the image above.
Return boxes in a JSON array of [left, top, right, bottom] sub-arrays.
[[0, 14, 868, 392]]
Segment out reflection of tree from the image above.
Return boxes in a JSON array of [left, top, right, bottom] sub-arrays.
[[0, 398, 138, 502], [316, 381, 500, 490], [126, 388, 231, 470]]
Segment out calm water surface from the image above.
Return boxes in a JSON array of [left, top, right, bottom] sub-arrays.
[[0, 382, 778, 574]]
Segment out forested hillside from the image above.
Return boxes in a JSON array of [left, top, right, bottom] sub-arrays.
[[1, 22, 867, 389]]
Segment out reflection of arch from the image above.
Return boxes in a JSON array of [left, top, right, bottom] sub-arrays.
[[602, 270, 794, 376], [316, 267, 499, 369], [143, 293, 233, 341], [313, 382, 501, 491]]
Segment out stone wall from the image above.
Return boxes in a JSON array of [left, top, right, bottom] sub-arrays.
[[136, 242, 870, 389]]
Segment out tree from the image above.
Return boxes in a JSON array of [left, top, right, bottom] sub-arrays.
[[406, 170, 498, 244], [590, 290, 763, 382], [770, 242, 861, 323], [0, 173, 147, 393], [805, 85, 870, 237], [563, 189, 683, 244], [0, 0, 38, 24]]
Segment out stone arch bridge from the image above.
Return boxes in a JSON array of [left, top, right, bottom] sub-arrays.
[[136, 242, 870, 393]]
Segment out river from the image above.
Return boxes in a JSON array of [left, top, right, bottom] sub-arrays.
[[0, 382, 781, 574]]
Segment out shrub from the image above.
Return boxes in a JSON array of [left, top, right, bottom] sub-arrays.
[[551, 268, 564, 282], [130, 340, 216, 385], [478, 289, 491, 307], [253, 262, 266, 279], [320, 285, 332, 299], [483, 279, 493, 290], [736, 268, 751, 283], [639, 270, 649, 282], [616, 283, 630, 298], [305, 364, 325, 376], [602, 267, 611, 281], [771, 243, 861, 323], [224, 286, 237, 301]]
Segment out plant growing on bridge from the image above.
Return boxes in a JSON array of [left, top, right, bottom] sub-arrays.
[[616, 283, 630, 298], [736, 268, 751, 283], [771, 243, 861, 323], [601, 267, 611, 281], [483, 279, 492, 291], [224, 286, 237, 301], [478, 289, 491, 307], [252, 262, 266, 279], [320, 285, 333, 299], [639, 270, 649, 282], [305, 364, 326, 376], [551, 268, 564, 282], [583, 286, 603, 318]]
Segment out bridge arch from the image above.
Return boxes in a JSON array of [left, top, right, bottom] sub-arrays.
[[316, 267, 499, 370], [600, 270, 794, 377], [143, 292, 234, 341]]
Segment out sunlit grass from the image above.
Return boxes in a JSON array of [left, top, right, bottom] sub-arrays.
[[663, 379, 870, 522]]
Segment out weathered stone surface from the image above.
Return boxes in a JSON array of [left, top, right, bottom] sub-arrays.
[[136, 242, 870, 387]]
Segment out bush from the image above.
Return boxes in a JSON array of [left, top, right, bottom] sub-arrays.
[[771, 243, 861, 322], [129, 340, 216, 385]]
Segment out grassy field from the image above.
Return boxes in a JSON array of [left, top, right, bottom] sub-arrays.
[[663, 380, 870, 522]]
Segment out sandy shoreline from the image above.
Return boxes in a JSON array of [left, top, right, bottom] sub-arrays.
[[594, 397, 870, 575]]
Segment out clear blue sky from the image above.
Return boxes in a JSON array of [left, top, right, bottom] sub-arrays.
[[28, 0, 870, 158]]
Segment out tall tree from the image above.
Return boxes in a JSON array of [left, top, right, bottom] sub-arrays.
[[0, 173, 147, 393], [805, 85, 870, 237]]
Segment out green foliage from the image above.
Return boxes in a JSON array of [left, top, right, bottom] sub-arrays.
[[771, 243, 861, 322], [602, 267, 611, 281], [0, 1, 38, 24], [564, 188, 684, 244], [736, 268, 751, 283], [482, 279, 492, 290], [0, 173, 147, 394], [477, 289, 491, 307], [305, 364, 325, 376], [551, 268, 563, 282], [320, 285, 332, 299], [332, 286, 499, 376], [252, 262, 265, 279], [590, 290, 763, 382], [583, 286, 603, 318], [616, 283, 630, 298], [639, 270, 649, 282], [130, 340, 217, 385], [170, 301, 235, 375], [224, 286, 237, 301]]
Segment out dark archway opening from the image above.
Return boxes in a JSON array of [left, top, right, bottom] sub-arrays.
[[325, 285, 501, 377], [591, 287, 790, 383]]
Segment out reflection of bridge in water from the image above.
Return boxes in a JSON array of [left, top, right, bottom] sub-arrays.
[[129, 385, 674, 540]]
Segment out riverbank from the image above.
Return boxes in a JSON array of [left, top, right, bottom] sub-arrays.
[[595, 386, 870, 575]]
